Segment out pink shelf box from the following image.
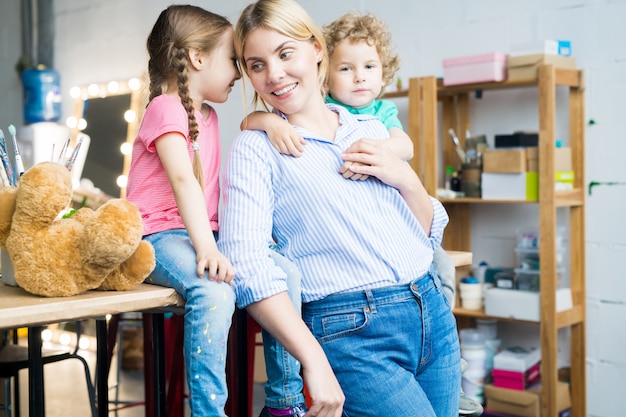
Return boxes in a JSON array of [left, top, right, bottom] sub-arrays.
[[442, 52, 508, 86], [492, 362, 541, 390]]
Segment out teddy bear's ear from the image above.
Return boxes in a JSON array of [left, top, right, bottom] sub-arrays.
[[0, 186, 18, 248]]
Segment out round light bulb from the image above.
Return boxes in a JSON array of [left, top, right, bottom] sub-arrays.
[[128, 77, 141, 91], [41, 329, 53, 342], [66, 116, 78, 129], [69, 86, 81, 99], [59, 332, 71, 346], [120, 142, 132, 156], [107, 81, 120, 94], [87, 83, 100, 96], [79, 336, 90, 350], [124, 109, 136, 123], [116, 175, 128, 188]]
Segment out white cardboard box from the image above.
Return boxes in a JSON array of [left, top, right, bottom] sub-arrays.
[[481, 172, 538, 200], [484, 287, 573, 322], [494, 347, 541, 373]]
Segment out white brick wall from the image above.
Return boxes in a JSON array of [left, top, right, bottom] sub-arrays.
[[1, 1, 624, 415]]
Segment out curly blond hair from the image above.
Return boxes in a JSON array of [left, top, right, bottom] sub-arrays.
[[323, 12, 400, 89]]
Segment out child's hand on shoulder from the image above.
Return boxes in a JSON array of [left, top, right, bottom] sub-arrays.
[[242, 111, 306, 157], [266, 119, 306, 157]]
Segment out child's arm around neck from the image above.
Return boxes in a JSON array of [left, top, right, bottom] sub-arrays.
[[386, 127, 414, 161], [241, 111, 306, 157]]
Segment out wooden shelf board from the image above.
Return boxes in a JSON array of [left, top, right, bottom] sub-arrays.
[[555, 188, 585, 207], [383, 68, 582, 101], [382, 89, 408, 99], [452, 307, 539, 324], [556, 305, 585, 328], [441, 197, 537, 204], [440, 188, 584, 206], [447, 250, 473, 267]]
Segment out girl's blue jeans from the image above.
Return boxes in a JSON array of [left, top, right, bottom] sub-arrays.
[[302, 271, 461, 417], [261, 251, 306, 408], [144, 229, 235, 417]]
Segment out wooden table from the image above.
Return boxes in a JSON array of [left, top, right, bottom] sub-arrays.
[[0, 282, 183, 417], [1, 251, 471, 417]]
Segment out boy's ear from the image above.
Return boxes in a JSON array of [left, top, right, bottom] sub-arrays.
[[188, 48, 203, 70]]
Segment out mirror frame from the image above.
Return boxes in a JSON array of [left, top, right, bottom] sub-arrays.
[[70, 77, 146, 198]]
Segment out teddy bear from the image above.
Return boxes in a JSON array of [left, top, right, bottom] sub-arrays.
[[0, 161, 155, 297]]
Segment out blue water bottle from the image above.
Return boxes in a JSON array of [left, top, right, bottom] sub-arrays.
[[21, 65, 62, 123]]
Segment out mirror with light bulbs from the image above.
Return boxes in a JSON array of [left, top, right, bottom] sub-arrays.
[[68, 77, 145, 199]]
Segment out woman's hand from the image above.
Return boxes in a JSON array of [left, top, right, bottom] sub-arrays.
[[246, 294, 345, 416], [302, 362, 345, 417], [342, 138, 435, 233], [341, 138, 416, 189]]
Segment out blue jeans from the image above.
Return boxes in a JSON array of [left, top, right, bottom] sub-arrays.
[[302, 272, 461, 417], [261, 251, 306, 408], [144, 229, 236, 417]]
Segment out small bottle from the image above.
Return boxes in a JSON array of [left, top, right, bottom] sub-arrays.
[[445, 165, 454, 190], [451, 170, 462, 192], [474, 261, 488, 285]]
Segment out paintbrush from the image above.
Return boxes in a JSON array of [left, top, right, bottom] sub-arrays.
[[57, 136, 70, 164], [7, 125, 24, 179], [448, 128, 467, 163], [0, 129, 14, 186], [65, 134, 85, 172]]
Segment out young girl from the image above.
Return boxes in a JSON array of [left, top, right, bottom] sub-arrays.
[[126, 6, 240, 416], [220, 0, 461, 416]]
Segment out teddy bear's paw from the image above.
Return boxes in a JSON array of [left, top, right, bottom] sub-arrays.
[[16, 274, 87, 297], [0, 186, 17, 247], [80, 200, 144, 267], [97, 240, 156, 291]]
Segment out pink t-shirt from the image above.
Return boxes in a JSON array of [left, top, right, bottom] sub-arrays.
[[127, 94, 221, 235]]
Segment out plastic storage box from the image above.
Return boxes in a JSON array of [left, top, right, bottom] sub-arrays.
[[442, 52, 508, 86], [515, 269, 540, 292], [516, 228, 566, 250], [515, 247, 565, 270]]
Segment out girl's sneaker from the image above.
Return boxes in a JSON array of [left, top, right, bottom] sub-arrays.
[[259, 404, 307, 417]]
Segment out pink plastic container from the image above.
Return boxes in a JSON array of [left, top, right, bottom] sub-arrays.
[[442, 52, 508, 86], [492, 362, 541, 390]]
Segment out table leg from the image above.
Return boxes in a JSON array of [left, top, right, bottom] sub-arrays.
[[236, 310, 249, 417], [27, 325, 44, 417], [143, 313, 166, 417], [225, 309, 249, 417], [96, 319, 109, 417]]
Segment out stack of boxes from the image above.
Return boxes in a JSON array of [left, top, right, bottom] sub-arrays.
[[441, 39, 576, 87], [491, 347, 541, 390], [484, 381, 571, 417], [507, 39, 576, 81], [481, 137, 574, 201], [484, 347, 572, 416]]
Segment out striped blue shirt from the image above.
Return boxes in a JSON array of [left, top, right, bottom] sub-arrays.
[[219, 104, 448, 307]]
